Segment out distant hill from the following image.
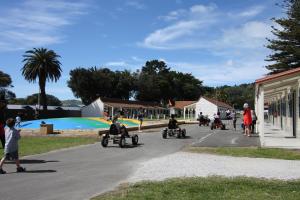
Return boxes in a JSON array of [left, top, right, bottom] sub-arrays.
[[61, 99, 83, 107]]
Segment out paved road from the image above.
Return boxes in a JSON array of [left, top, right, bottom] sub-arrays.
[[0, 124, 259, 200]]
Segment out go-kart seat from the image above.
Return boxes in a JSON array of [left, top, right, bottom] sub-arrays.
[[109, 124, 119, 135]]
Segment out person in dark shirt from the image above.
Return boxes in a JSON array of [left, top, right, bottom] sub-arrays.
[[168, 114, 179, 129]]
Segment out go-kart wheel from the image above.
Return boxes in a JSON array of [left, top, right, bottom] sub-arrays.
[[162, 130, 167, 139], [221, 124, 226, 130], [119, 136, 126, 148], [101, 136, 109, 147], [181, 129, 186, 138], [132, 135, 139, 145]]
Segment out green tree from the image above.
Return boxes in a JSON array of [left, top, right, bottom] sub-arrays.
[[266, 0, 300, 74], [26, 93, 62, 106], [0, 70, 15, 100], [21, 48, 62, 110], [136, 60, 203, 103], [68, 67, 136, 105]]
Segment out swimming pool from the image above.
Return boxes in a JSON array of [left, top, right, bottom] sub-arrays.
[[20, 117, 140, 130]]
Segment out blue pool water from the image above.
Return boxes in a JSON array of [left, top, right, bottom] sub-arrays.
[[20, 117, 138, 130]]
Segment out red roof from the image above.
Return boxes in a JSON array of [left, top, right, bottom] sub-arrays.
[[100, 97, 165, 109], [174, 101, 196, 109], [256, 67, 300, 84], [202, 97, 233, 109]]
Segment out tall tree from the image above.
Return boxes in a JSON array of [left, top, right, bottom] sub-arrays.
[[0, 70, 15, 100], [265, 0, 300, 74], [68, 67, 136, 105], [21, 48, 62, 110]]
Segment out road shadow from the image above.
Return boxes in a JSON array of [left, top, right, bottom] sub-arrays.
[[163, 136, 192, 140], [6, 159, 59, 164], [104, 143, 144, 149], [24, 169, 57, 173]]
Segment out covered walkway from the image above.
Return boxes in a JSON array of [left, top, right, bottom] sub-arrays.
[[255, 67, 300, 148]]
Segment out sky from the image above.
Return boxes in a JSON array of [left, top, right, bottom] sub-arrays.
[[0, 0, 283, 100]]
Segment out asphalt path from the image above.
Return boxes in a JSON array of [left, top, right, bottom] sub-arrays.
[[0, 124, 259, 200]]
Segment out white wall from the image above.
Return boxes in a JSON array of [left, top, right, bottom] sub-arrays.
[[81, 98, 104, 117], [195, 98, 218, 120]]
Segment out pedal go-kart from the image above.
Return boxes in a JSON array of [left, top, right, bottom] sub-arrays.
[[100, 124, 139, 148], [162, 128, 186, 139], [198, 116, 210, 126], [210, 119, 226, 130]]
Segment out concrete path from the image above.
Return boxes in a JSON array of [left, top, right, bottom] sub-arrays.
[[0, 124, 259, 200], [129, 151, 300, 182]]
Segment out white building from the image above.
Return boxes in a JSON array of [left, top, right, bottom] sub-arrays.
[[82, 97, 168, 118], [169, 101, 196, 118], [184, 96, 233, 120], [255, 68, 300, 147]]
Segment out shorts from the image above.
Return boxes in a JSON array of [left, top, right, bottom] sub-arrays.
[[5, 151, 19, 160]]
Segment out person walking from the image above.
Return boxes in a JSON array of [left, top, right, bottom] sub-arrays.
[[138, 110, 144, 132], [15, 114, 21, 127], [0, 122, 5, 148], [0, 118, 26, 174], [251, 110, 257, 134], [231, 110, 237, 131], [243, 103, 252, 137]]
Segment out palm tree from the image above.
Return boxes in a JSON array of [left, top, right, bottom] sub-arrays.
[[22, 48, 62, 110]]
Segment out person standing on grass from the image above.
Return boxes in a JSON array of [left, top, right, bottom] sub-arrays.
[[0, 118, 26, 174], [243, 103, 252, 137]]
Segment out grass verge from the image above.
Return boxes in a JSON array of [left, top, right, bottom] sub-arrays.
[[91, 176, 300, 200], [1, 136, 98, 157], [186, 146, 300, 160]]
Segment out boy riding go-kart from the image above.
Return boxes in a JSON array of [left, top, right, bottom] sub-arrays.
[[210, 112, 226, 130], [198, 112, 210, 126], [101, 115, 139, 148], [162, 114, 186, 139]]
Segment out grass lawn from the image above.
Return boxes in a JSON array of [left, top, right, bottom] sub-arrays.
[[92, 176, 300, 200], [1, 136, 98, 157], [186, 146, 300, 160]]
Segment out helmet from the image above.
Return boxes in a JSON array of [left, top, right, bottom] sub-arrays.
[[243, 103, 249, 109]]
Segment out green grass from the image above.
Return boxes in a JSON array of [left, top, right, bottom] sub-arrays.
[[91, 176, 300, 200], [1, 136, 98, 157], [186, 147, 300, 160]]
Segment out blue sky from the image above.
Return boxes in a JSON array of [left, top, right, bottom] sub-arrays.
[[0, 0, 282, 100]]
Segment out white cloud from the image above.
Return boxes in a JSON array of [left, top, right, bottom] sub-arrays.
[[125, 0, 146, 10], [0, 0, 89, 51], [106, 61, 128, 67], [141, 3, 272, 51], [238, 6, 265, 17], [190, 4, 216, 14], [166, 59, 268, 86], [158, 9, 186, 21], [142, 4, 217, 49], [219, 21, 272, 49]]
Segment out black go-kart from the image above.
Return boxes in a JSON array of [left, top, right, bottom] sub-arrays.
[[100, 124, 139, 148], [162, 128, 186, 139], [210, 119, 226, 130], [198, 116, 210, 126]]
